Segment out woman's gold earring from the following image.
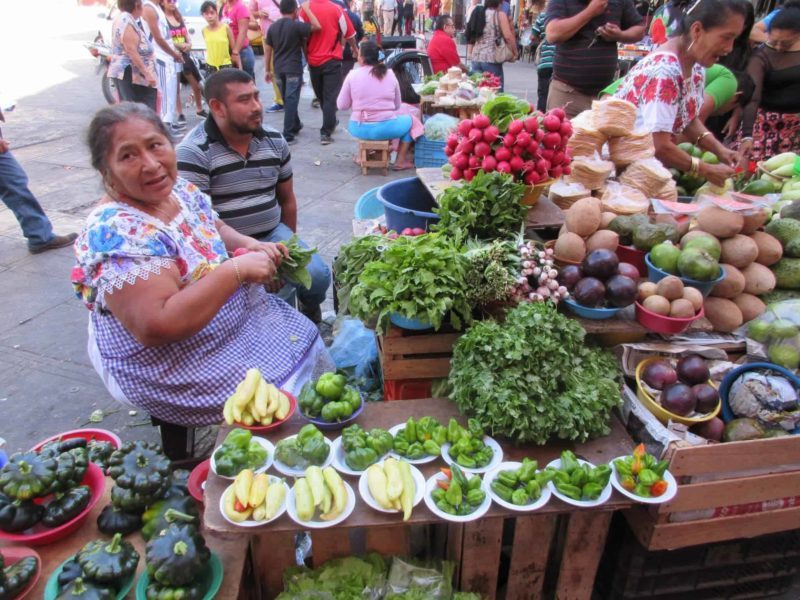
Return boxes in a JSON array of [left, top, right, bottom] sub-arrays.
[[687, 39, 695, 53]]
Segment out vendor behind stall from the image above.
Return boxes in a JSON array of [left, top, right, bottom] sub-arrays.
[[72, 102, 333, 427], [613, 0, 750, 186]]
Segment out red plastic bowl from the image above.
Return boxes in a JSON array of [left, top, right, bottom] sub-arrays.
[[0, 546, 41, 600], [635, 301, 704, 334], [616, 245, 647, 278], [188, 459, 210, 504], [0, 463, 105, 546], [30, 428, 122, 453], [232, 391, 297, 433]]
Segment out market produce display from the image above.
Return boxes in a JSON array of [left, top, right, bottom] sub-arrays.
[[546, 451, 612, 503], [611, 444, 670, 499], [221, 469, 287, 524], [49, 533, 139, 597], [390, 417, 446, 461], [274, 425, 331, 471], [363, 458, 417, 520], [638, 355, 720, 419], [0, 553, 38, 600], [144, 520, 213, 598], [723, 366, 799, 438], [340, 425, 393, 471], [211, 428, 269, 478], [562, 248, 638, 311], [450, 302, 621, 444], [141, 494, 199, 541], [747, 299, 800, 370], [487, 459, 553, 508], [428, 465, 487, 517], [222, 368, 292, 427], [86, 441, 115, 472], [441, 419, 497, 470], [649, 238, 722, 283], [760, 151, 800, 185], [637, 276, 704, 319], [671, 143, 722, 197], [333, 234, 385, 315], [419, 68, 497, 107], [291, 466, 349, 523], [297, 373, 362, 423]]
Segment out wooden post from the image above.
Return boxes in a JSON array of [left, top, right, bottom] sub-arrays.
[[458, 518, 504, 599], [506, 514, 558, 599], [555, 511, 613, 600], [250, 532, 296, 599], [365, 524, 411, 556], [310, 529, 353, 567]]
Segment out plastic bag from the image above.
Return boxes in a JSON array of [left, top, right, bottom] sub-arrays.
[[383, 557, 454, 599], [745, 299, 800, 372], [329, 318, 382, 399], [423, 113, 460, 141]]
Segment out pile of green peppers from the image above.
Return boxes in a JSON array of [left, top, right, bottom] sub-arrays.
[[547, 450, 611, 502], [490, 458, 553, 506], [341, 425, 394, 471], [613, 444, 670, 498], [430, 464, 486, 516], [212, 429, 268, 478], [297, 373, 362, 422], [392, 416, 447, 460], [275, 425, 330, 469], [444, 418, 493, 469]]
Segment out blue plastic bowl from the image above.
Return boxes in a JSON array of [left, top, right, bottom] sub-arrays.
[[562, 298, 623, 320], [389, 312, 433, 331], [377, 177, 440, 233], [645, 253, 726, 297], [719, 362, 800, 434], [302, 397, 365, 432], [354, 187, 384, 219], [0, 451, 6, 470]]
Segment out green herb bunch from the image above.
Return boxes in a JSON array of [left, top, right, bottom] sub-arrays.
[[278, 234, 317, 290], [480, 94, 532, 131], [433, 171, 527, 241], [348, 233, 472, 334], [333, 234, 386, 314], [448, 302, 622, 444], [463, 238, 521, 306]]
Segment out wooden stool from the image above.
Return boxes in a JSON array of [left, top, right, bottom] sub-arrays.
[[358, 140, 390, 175]]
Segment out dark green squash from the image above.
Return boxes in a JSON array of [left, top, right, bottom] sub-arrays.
[[96, 505, 143, 536], [56, 577, 115, 600], [110, 478, 170, 513], [76, 533, 139, 585], [0, 451, 58, 500], [145, 523, 210, 587], [0, 494, 44, 533], [57, 556, 84, 588], [43, 485, 92, 527], [107, 442, 171, 496], [141, 495, 199, 541], [144, 580, 206, 600], [0, 555, 38, 600], [87, 441, 114, 471]]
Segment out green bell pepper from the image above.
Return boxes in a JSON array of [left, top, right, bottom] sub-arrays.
[[213, 447, 247, 478], [554, 481, 582, 500], [340, 386, 362, 413], [445, 481, 462, 507], [517, 458, 538, 484], [416, 416, 436, 441], [653, 459, 670, 478], [423, 440, 441, 456], [315, 372, 346, 400], [468, 475, 482, 491], [450, 464, 469, 490], [436, 499, 456, 515], [535, 470, 555, 486], [475, 448, 493, 467], [634, 483, 651, 498], [490, 480, 514, 502], [638, 468, 660, 487], [467, 418, 483, 438], [570, 468, 587, 488], [589, 465, 611, 486], [447, 418, 463, 445], [300, 438, 330, 465], [525, 479, 541, 500], [345, 447, 379, 471], [392, 436, 410, 456], [466, 489, 486, 506], [582, 482, 604, 500], [552, 469, 570, 485], [297, 424, 323, 446], [342, 424, 366, 452], [497, 471, 518, 488], [365, 429, 393, 456], [511, 489, 530, 506], [221, 428, 250, 450], [321, 401, 351, 422], [405, 443, 426, 460], [433, 426, 447, 446], [560, 451, 580, 474], [614, 458, 632, 477], [431, 487, 446, 503], [298, 382, 325, 417], [456, 454, 477, 469]]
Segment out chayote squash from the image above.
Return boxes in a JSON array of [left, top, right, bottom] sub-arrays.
[[107, 442, 172, 496], [145, 523, 210, 587], [76, 533, 140, 585]]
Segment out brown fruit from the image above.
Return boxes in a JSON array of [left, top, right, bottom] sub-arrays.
[[654, 214, 689, 237], [720, 235, 759, 268], [670, 298, 696, 318], [741, 262, 777, 296], [710, 264, 745, 298], [682, 287, 704, 312], [565, 197, 602, 237], [638, 281, 658, 301], [554, 232, 587, 263], [696, 206, 743, 239], [703, 297, 744, 333], [750, 231, 783, 266], [643, 294, 671, 315], [600, 212, 617, 229], [585, 230, 620, 252], [656, 276, 685, 301], [740, 208, 770, 235], [732, 293, 766, 323]]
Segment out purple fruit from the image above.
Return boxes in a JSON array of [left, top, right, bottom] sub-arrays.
[[661, 383, 697, 416], [605, 275, 637, 308], [642, 360, 678, 390], [558, 265, 583, 291], [617, 262, 640, 280], [692, 383, 719, 414], [677, 355, 710, 385], [691, 417, 725, 441], [573, 277, 606, 307], [581, 249, 620, 281]]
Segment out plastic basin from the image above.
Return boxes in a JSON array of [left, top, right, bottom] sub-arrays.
[[719, 362, 800, 434], [377, 177, 440, 233], [562, 298, 622, 320], [301, 397, 365, 432], [645, 253, 725, 297], [354, 187, 384, 219], [233, 391, 296, 433], [635, 301, 704, 334], [31, 428, 122, 452], [389, 312, 433, 331], [616, 245, 647, 278], [635, 357, 720, 426]]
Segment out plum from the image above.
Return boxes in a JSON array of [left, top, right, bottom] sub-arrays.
[[661, 383, 697, 416], [573, 277, 606, 307], [677, 355, 710, 385], [642, 360, 678, 390]]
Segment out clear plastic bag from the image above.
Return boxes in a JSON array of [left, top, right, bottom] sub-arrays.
[[423, 113, 460, 141], [745, 299, 800, 372], [329, 318, 382, 399], [383, 557, 455, 599]]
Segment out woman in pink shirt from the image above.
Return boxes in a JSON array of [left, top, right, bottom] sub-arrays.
[[250, 0, 285, 111], [337, 40, 420, 170]]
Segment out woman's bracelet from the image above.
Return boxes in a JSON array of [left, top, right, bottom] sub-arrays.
[[232, 258, 243, 285], [695, 131, 712, 147], [689, 156, 701, 176]]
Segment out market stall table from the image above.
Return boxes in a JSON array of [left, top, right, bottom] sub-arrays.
[[0, 477, 249, 599], [419, 95, 482, 121], [203, 398, 636, 599]]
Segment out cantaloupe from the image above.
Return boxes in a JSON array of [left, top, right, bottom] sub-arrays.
[[554, 232, 587, 262], [704, 297, 744, 332], [565, 197, 602, 237], [586, 230, 619, 252], [750, 231, 783, 266], [710, 264, 745, 298], [741, 262, 777, 295], [732, 293, 766, 323], [720, 235, 759, 268], [696, 206, 743, 239]]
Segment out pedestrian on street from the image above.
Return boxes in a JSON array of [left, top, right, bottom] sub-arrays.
[[337, 0, 365, 80], [108, 0, 158, 111], [251, 0, 286, 112], [164, 0, 207, 120], [142, 0, 185, 135], [427, 15, 468, 74], [265, 0, 322, 144], [466, 0, 518, 91], [201, 1, 239, 71], [0, 107, 77, 253], [392, 0, 404, 34], [299, 0, 357, 145], [380, 0, 397, 35], [176, 70, 331, 322], [222, 0, 256, 79], [429, 0, 440, 19], [545, 0, 645, 118], [531, 10, 555, 112], [403, 0, 415, 34]]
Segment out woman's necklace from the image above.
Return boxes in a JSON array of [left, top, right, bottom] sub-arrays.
[[108, 191, 180, 224]]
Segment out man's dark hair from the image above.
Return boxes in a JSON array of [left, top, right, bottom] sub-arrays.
[[204, 69, 254, 103], [435, 15, 451, 31], [118, 0, 139, 12], [733, 70, 755, 106], [200, 0, 218, 13], [280, 0, 297, 14]]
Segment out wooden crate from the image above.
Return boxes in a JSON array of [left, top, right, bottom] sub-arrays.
[[377, 325, 461, 381], [625, 435, 800, 551]]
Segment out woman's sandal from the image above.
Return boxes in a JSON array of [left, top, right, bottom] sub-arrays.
[[392, 162, 414, 171]]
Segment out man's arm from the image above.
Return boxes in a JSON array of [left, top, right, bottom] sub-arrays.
[[263, 44, 274, 81], [546, 0, 608, 43], [276, 179, 297, 231], [301, 2, 322, 32], [142, 5, 182, 61], [598, 22, 645, 43]]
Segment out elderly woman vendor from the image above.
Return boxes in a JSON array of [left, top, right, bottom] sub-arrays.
[[72, 102, 333, 426], [614, 0, 751, 186]]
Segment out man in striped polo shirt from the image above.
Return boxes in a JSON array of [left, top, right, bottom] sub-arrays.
[[176, 69, 330, 322]]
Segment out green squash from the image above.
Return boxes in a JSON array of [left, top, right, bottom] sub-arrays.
[[0, 555, 38, 599], [141, 494, 199, 541], [96, 505, 143, 536], [145, 523, 210, 587], [145, 580, 206, 600], [0, 451, 58, 500], [56, 577, 115, 600], [107, 442, 172, 497], [77, 533, 140, 585]]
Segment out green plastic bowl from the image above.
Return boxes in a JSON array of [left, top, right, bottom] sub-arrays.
[[44, 557, 135, 600], [135, 552, 223, 600]]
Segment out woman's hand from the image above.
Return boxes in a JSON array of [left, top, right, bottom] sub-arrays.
[[244, 241, 288, 266], [738, 139, 754, 166], [699, 161, 735, 187], [235, 251, 277, 284], [721, 112, 741, 140], [716, 146, 740, 167], [146, 72, 157, 87]]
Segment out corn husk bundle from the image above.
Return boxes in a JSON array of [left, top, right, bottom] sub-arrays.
[[654, 178, 679, 202], [608, 130, 655, 168], [592, 97, 637, 137], [600, 182, 650, 215], [567, 110, 607, 158], [566, 155, 615, 190], [618, 158, 673, 198], [549, 179, 592, 210]]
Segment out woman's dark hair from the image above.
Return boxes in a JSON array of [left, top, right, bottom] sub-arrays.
[[204, 69, 254, 103], [485, 0, 501, 8], [87, 102, 170, 175], [719, 0, 754, 70], [733, 70, 755, 106], [435, 15, 452, 31], [466, 6, 487, 43], [769, 6, 800, 32], [675, 0, 751, 35], [200, 0, 218, 13], [359, 40, 388, 81], [118, 0, 139, 13]]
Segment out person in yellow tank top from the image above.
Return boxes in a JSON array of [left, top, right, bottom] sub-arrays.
[[201, 1, 239, 70]]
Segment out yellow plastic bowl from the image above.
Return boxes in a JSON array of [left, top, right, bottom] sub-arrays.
[[635, 356, 721, 425]]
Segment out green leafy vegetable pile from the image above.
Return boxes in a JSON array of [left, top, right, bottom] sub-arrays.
[[449, 302, 622, 444], [433, 171, 527, 241], [480, 94, 532, 131], [463, 238, 521, 306], [349, 233, 472, 334], [277, 554, 387, 600], [333, 234, 386, 314], [278, 234, 317, 290]]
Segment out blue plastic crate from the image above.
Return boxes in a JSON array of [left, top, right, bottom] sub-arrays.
[[414, 135, 448, 168]]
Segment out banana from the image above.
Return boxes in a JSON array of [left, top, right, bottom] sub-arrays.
[[294, 478, 315, 522], [384, 457, 403, 501], [367, 464, 392, 510], [234, 469, 254, 507], [254, 378, 269, 419], [234, 368, 261, 412], [266, 384, 280, 416], [398, 460, 414, 521], [222, 396, 234, 425], [275, 391, 290, 421], [265, 481, 286, 520], [321, 467, 347, 521], [249, 473, 269, 507], [305, 466, 326, 508]]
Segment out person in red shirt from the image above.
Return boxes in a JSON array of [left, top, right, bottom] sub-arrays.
[[427, 15, 468, 74], [299, 0, 357, 144], [429, 0, 440, 19]]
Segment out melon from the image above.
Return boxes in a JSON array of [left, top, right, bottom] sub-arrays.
[[696, 206, 743, 239], [720, 235, 759, 268]]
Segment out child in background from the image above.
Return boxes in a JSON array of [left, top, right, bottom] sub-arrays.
[[201, 1, 239, 71]]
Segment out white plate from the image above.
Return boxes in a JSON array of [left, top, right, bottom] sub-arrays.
[[609, 455, 679, 505], [441, 436, 503, 474], [387, 423, 441, 465], [210, 437, 274, 480], [483, 461, 552, 512], [357, 461, 425, 514], [218, 476, 289, 527], [285, 480, 356, 528], [545, 458, 612, 508], [423, 473, 492, 522], [330, 436, 389, 477], [272, 434, 333, 477]]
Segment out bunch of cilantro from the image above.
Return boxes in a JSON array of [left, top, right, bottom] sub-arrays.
[[448, 302, 622, 445], [333, 234, 386, 315]]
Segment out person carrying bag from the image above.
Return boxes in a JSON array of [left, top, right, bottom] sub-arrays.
[[467, 0, 517, 91]]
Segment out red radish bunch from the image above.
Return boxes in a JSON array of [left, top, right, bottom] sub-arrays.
[[511, 242, 568, 303], [400, 227, 426, 236], [445, 107, 573, 185], [477, 72, 502, 89]]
